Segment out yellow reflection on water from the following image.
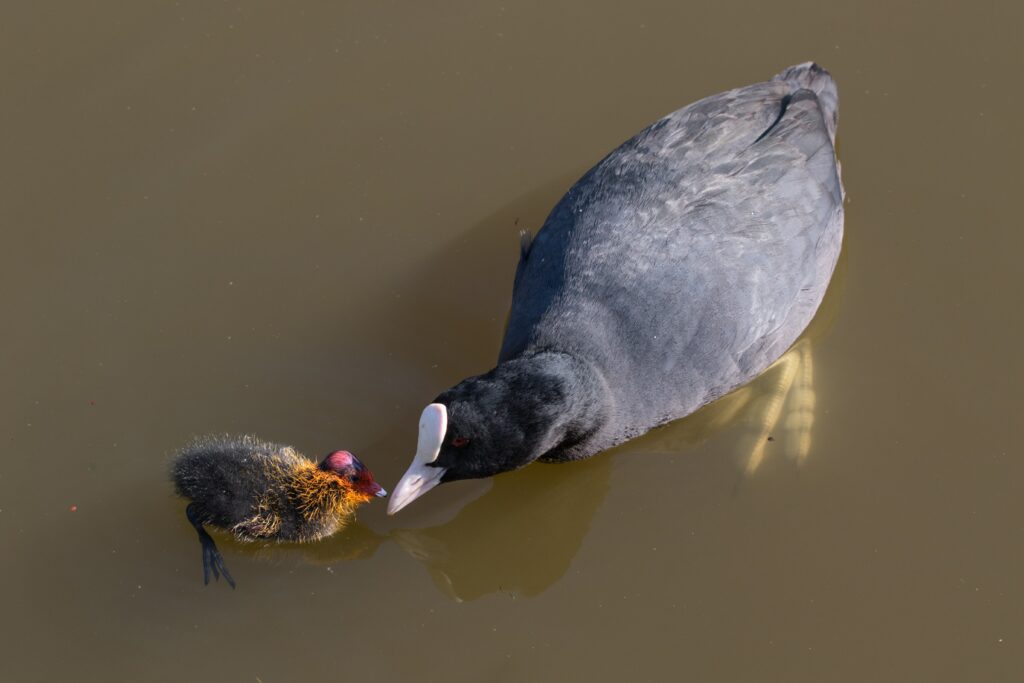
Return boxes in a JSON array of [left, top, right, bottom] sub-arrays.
[[742, 338, 815, 475]]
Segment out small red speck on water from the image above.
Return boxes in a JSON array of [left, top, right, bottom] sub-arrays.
[[89, 401, 96, 406], [70, 505, 78, 512]]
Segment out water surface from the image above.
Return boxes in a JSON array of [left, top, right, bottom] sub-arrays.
[[2, 2, 1022, 681]]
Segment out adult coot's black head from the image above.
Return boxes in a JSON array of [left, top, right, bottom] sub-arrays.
[[388, 352, 609, 514]]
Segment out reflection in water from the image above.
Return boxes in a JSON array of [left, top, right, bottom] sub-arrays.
[[393, 455, 611, 602], [219, 522, 386, 565], [741, 338, 815, 475], [786, 341, 816, 462]]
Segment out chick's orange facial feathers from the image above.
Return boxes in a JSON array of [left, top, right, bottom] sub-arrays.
[[350, 468, 385, 498], [321, 450, 386, 499]]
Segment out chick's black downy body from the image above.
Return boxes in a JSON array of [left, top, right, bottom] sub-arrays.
[[173, 435, 385, 587], [175, 436, 317, 542]]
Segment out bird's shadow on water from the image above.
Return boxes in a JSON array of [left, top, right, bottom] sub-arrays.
[[228, 179, 849, 601]]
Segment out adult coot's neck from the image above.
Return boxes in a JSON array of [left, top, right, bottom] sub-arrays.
[[433, 350, 610, 481]]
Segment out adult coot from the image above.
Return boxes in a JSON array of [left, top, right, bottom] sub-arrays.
[[389, 63, 844, 514], [173, 435, 386, 587]]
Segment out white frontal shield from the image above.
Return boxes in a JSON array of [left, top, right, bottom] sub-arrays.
[[387, 403, 448, 515]]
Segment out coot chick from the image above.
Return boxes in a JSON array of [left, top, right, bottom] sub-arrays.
[[173, 435, 386, 587], [389, 62, 844, 514]]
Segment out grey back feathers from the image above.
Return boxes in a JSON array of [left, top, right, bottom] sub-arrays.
[[499, 62, 843, 458]]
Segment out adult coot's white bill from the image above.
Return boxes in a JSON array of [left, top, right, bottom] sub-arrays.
[[389, 63, 844, 515]]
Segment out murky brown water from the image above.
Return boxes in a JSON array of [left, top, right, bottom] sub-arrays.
[[3, 2, 1022, 681]]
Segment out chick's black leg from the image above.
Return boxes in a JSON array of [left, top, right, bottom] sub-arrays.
[[185, 503, 236, 589]]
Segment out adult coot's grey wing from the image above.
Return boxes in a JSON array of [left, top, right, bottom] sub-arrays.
[[500, 63, 843, 454]]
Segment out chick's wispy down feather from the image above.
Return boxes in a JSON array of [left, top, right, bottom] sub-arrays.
[[173, 435, 377, 543]]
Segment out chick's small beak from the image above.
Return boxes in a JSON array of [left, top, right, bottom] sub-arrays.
[[360, 478, 386, 498]]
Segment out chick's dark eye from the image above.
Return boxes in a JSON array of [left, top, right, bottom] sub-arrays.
[[451, 436, 470, 448]]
